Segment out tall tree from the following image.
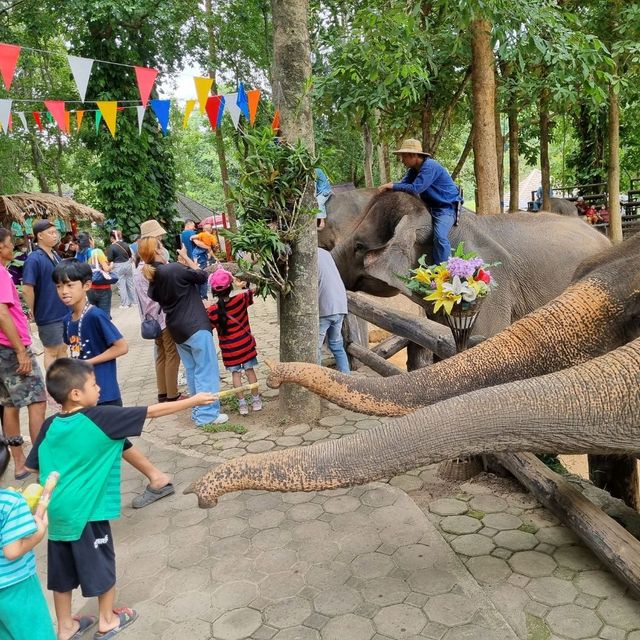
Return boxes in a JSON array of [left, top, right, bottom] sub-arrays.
[[271, 0, 321, 420]]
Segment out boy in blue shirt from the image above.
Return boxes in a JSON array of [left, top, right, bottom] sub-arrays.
[[26, 358, 215, 639], [52, 260, 176, 509]]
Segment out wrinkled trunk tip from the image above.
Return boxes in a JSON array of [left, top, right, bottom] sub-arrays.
[[265, 358, 284, 388], [182, 482, 219, 509]]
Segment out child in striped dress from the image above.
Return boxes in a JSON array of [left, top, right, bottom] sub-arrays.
[[0, 436, 55, 640], [207, 269, 263, 416]]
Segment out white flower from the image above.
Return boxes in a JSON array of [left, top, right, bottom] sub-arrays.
[[442, 275, 477, 302]]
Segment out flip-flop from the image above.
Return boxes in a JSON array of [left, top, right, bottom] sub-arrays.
[[131, 483, 175, 509], [14, 470, 31, 481], [94, 608, 138, 639], [68, 615, 97, 640]]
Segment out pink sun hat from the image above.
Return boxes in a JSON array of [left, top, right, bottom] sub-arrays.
[[209, 268, 234, 291]]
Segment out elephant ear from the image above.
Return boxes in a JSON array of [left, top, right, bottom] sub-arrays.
[[363, 213, 432, 296]]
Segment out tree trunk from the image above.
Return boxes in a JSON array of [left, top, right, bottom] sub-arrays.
[[205, 0, 237, 232], [363, 122, 374, 187], [421, 102, 433, 155], [470, 17, 500, 214], [272, 0, 321, 420], [494, 68, 504, 213], [28, 134, 50, 193], [539, 86, 552, 212], [508, 91, 520, 212], [452, 123, 474, 182], [607, 82, 622, 244], [377, 143, 389, 184]]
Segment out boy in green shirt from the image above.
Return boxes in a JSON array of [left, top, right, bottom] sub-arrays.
[[26, 358, 215, 640]]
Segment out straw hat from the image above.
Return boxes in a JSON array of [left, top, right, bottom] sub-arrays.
[[392, 138, 431, 156], [140, 219, 167, 238]]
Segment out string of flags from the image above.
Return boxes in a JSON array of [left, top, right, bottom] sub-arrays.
[[0, 42, 279, 138]]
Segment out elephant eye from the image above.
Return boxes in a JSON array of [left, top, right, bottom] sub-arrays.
[[354, 241, 366, 252]]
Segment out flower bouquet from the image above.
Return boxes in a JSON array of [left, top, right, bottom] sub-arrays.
[[406, 243, 499, 352]]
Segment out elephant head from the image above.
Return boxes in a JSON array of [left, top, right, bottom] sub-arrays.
[[184, 234, 640, 506]]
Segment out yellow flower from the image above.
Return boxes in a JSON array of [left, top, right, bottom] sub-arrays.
[[413, 268, 433, 285], [424, 283, 461, 315]]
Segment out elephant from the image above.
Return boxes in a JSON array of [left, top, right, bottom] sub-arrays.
[[548, 197, 579, 216], [184, 233, 640, 507], [330, 191, 609, 338]]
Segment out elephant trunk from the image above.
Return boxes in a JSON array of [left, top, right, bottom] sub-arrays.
[[186, 337, 640, 507], [266, 278, 625, 416]]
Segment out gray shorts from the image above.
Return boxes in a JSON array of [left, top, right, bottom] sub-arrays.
[[38, 321, 65, 347], [0, 346, 47, 408]]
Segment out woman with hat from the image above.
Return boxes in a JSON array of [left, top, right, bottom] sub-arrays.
[[378, 138, 461, 264]]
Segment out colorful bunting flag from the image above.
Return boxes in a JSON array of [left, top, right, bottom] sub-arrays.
[[65, 111, 71, 133], [67, 55, 94, 102], [76, 110, 84, 132], [0, 44, 20, 90], [194, 76, 214, 114], [247, 89, 260, 126], [7, 114, 11, 131], [96, 101, 117, 137], [32, 112, 43, 132], [216, 95, 225, 129], [46, 111, 53, 123], [95, 110, 102, 132], [182, 99, 195, 129], [225, 92, 241, 129], [134, 66, 158, 108], [16, 111, 28, 132], [136, 106, 145, 134], [271, 110, 280, 132], [150, 99, 170, 135], [44, 100, 69, 133], [205, 95, 223, 131], [237, 83, 249, 120], [0, 99, 11, 133]]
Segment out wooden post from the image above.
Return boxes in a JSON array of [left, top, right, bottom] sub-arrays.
[[342, 313, 368, 371], [346, 343, 404, 377], [406, 342, 432, 371], [588, 455, 640, 511]]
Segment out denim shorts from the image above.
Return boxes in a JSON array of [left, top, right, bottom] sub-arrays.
[[226, 356, 259, 373], [38, 321, 65, 347]]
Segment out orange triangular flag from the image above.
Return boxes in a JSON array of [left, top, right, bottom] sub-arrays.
[[76, 110, 84, 131], [96, 101, 117, 137], [247, 90, 261, 126], [271, 109, 280, 132], [65, 111, 71, 133], [194, 76, 214, 114]]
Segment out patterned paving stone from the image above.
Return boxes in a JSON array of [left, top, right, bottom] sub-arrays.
[[260, 570, 306, 600], [246, 440, 276, 453], [526, 576, 578, 606], [283, 423, 311, 436], [423, 593, 479, 626], [211, 607, 263, 640], [274, 436, 303, 447], [508, 551, 557, 577], [450, 534, 495, 557], [319, 415, 347, 427], [362, 576, 411, 606], [442, 626, 496, 640], [324, 495, 361, 514], [440, 516, 482, 535], [466, 556, 511, 585], [354, 419, 383, 430], [468, 495, 508, 513], [264, 596, 313, 629], [321, 614, 376, 640], [535, 525, 579, 547], [481, 513, 522, 531], [379, 524, 422, 548], [273, 628, 320, 640], [314, 585, 362, 616], [597, 595, 640, 630], [429, 499, 468, 517], [389, 475, 424, 492], [211, 580, 258, 610], [546, 604, 603, 639], [408, 569, 457, 595], [393, 544, 436, 570], [302, 429, 330, 441], [373, 603, 427, 639], [493, 530, 538, 551], [351, 553, 395, 580], [240, 428, 271, 442], [573, 570, 626, 598], [554, 546, 602, 571], [288, 502, 324, 521]]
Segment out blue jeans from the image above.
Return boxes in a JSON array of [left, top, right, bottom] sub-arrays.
[[192, 248, 209, 299], [431, 210, 456, 264], [319, 314, 350, 373], [175, 330, 221, 425]]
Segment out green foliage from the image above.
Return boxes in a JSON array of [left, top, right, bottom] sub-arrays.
[[201, 422, 247, 434], [223, 128, 318, 297]]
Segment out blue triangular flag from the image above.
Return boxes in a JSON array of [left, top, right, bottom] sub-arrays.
[[237, 82, 249, 120], [216, 95, 226, 129], [149, 99, 170, 135]]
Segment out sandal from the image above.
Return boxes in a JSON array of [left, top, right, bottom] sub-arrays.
[[94, 608, 138, 639], [131, 483, 175, 509], [67, 615, 97, 640], [14, 470, 31, 481]]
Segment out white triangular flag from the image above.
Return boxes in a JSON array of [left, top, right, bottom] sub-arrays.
[[136, 106, 145, 134], [0, 99, 12, 133], [224, 92, 241, 129], [68, 55, 94, 102], [16, 111, 28, 132]]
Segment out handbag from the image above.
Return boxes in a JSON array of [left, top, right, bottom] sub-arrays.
[[141, 314, 162, 339], [90, 251, 119, 286]]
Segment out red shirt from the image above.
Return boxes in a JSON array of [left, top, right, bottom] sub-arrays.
[[207, 290, 257, 367]]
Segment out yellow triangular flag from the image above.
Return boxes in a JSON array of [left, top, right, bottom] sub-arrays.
[[96, 101, 117, 137], [182, 99, 196, 129], [194, 76, 214, 114], [76, 110, 84, 132]]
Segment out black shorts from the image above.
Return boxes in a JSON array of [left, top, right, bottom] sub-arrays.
[[47, 521, 116, 597]]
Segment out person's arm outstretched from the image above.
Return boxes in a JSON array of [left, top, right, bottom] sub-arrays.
[[146, 392, 218, 419]]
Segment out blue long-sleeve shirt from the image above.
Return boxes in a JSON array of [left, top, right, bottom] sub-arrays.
[[393, 158, 460, 213]]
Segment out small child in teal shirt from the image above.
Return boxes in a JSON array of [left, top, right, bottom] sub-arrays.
[[0, 435, 55, 640]]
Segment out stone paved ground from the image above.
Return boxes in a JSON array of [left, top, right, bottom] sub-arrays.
[[9, 296, 640, 639]]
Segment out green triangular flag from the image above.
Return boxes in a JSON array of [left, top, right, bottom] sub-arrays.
[[46, 112, 53, 123], [95, 110, 102, 132]]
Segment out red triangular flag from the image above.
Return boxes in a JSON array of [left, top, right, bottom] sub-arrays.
[[134, 66, 159, 108], [205, 95, 223, 131], [32, 111, 43, 132], [0, 44, 20, 90], [44, 100, 69, 134], [271, 109, 280, 132]]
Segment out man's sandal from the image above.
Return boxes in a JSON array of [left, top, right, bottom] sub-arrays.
[[131, 483, 175, 509], [67, 615, 97, 640], [94, 608, 138, 639]]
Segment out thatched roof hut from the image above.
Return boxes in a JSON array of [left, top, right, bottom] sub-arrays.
[[0, 193, 104, 225]]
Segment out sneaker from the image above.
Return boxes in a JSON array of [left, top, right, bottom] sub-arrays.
[[238, 400, 249, 416], [211, 413, 229, 425], [251, 396, 263, 412]]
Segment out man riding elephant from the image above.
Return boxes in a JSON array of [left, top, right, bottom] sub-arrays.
[[378, 138, 461, 264]]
